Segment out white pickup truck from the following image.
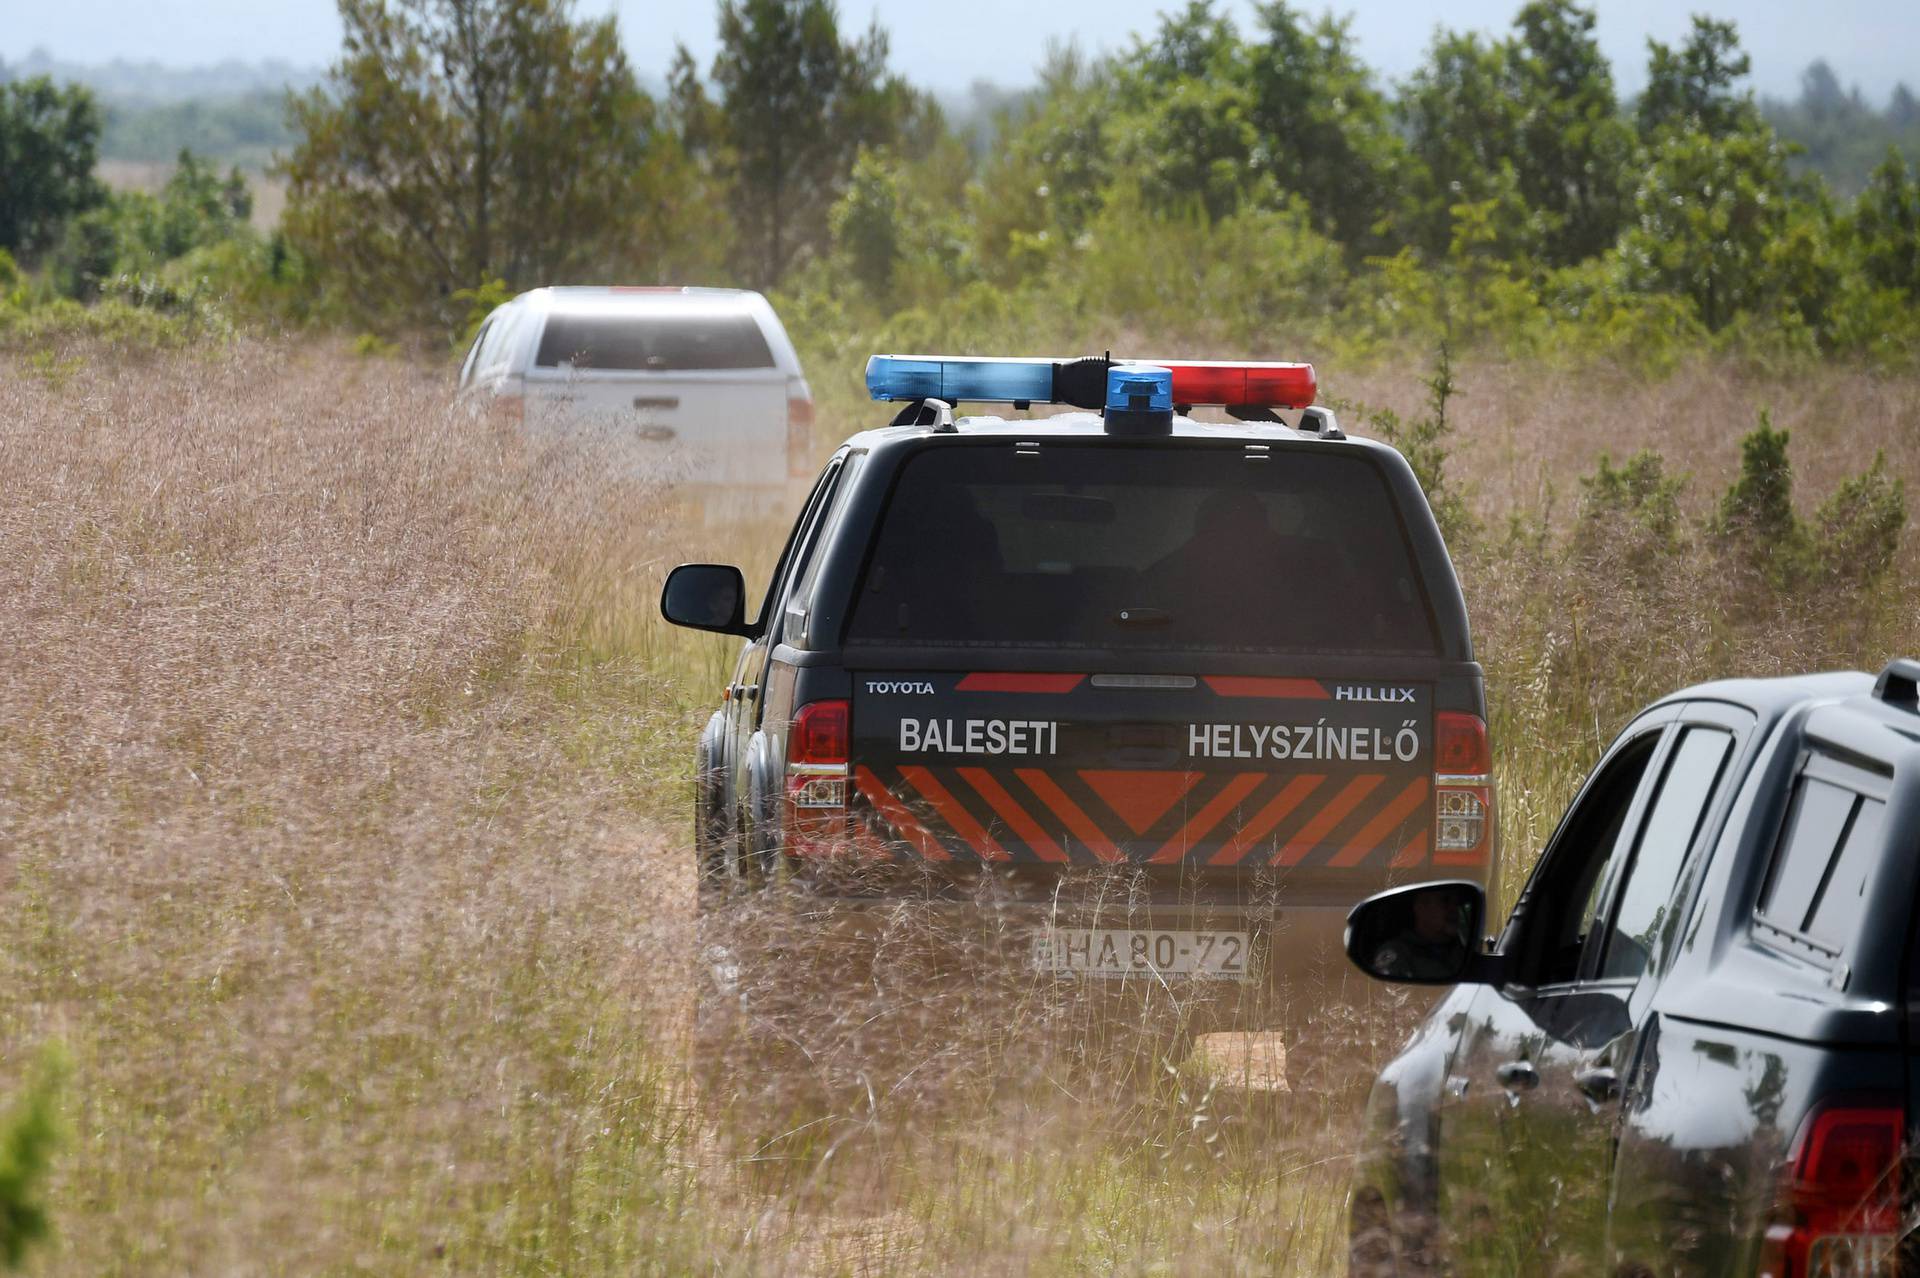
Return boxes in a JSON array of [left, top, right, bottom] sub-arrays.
[[459, 286, 814, 490]]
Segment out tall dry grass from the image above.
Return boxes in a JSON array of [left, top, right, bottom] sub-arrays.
[[0, 344, 723, 1273], [1, 341, 1915, 1274]]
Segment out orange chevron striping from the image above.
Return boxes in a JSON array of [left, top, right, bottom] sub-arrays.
[[1207, 774, 1326, 866], [1390, 831, 1429, 868], [1150, 772, 1266, 864], [854, 766, 952, 861], [1272, 774, 1386, 866], [1329, 777, 1432, 868], [1015, 769, 1123, 863], [900, 765, 1010, 862], [956, 767, 1067, 862], [1079, 769, 1202, 836]]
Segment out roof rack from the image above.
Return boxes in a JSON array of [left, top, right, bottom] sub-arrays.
[[1297, 406, 1344, 439], [1872, 658, 1920, 709], [889, 397, 956, 431]]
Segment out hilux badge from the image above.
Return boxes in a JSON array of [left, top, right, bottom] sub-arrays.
[[1333, 685, 1417, 703]]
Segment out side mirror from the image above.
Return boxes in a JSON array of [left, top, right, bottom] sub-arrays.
[[661, 563, 754, 637], [1345, 880, 1488, 986]]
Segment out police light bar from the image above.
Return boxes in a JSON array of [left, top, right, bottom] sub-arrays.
[[866, 354, 1317, 410]]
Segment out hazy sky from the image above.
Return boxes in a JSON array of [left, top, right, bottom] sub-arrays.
[[5, 0, 1917, 101]]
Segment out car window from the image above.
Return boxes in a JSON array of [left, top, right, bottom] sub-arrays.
[[460, 317, 493, 387], [844, 444, 1437, 654], [534, 311, 774, 371], [1758, 767, 1887, 950], [788, 455, 865, 624], [1596, 727, 1734, 980], [477, 307, 522, 378], [1510, 730, 1662, 987], [757, 459, 844, 627]]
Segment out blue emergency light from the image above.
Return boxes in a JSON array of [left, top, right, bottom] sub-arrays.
[[1106, 366, 1172, 413], [865, 355, 1055, 404]]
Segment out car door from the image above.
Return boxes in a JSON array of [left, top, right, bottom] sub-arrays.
[[1433, 709, 1674, 1274], [730, 455, 850, 842], [722, 457, 845, 825], [1521, 703, 1749, 1273]]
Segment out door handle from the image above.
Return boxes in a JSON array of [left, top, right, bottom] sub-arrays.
[[1574, 1066, 1620, 1104], [1495, 1060, 1539, 1091], [740, 684, 759, 702]]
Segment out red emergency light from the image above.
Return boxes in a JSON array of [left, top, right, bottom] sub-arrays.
[[1147, 360, 1319, 410]]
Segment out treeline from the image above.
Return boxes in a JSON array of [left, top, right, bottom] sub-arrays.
[[99, 92, 294, 169], [4, 0, 1920, 367], [1763, 61, 1920, 197]]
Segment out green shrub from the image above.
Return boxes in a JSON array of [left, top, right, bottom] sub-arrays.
[[1709, 413, 1908, 600], [0, 1046, 65, 1271], [0, 294, 200, 349], [1810, 451, 1906, 588], [1576, 449, 1688, 576], [1357, 345, 1472, 544]]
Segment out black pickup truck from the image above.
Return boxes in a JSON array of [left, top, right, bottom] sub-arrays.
[[662, 353, 1490, 1040], [1345, 662, 1920, 1277]]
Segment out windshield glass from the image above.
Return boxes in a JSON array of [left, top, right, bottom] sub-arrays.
[[844, 443, 1439, 654], [534, 311, 774, 371]]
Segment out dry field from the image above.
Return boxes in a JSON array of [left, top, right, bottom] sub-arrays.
[[1, 341, 1916, 1275]]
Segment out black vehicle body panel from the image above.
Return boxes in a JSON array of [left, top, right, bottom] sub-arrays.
[[680, 412, 1486, 1019], [1353, 669, 1920, 1276]]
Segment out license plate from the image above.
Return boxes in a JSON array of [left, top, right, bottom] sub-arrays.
[[1030, 928, 1251, 980]]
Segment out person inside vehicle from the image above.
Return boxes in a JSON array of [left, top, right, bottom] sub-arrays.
[[1371, 887, 1471, 981]]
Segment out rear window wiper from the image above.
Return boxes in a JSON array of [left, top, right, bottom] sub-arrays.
[[1114, 607, 1172, 628]]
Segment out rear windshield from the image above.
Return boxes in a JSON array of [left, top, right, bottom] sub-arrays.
[[534, 311, 774, 371], [845, 443, 1439, 654]]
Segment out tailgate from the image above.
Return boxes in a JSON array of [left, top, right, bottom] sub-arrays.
[[525, 373, 788, 484], [849, 671, 1434, 876]]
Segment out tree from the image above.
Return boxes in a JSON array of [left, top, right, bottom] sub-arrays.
[[1397, 30, 1525, 260], [0, 76, 106, 260], [51, 149, 258, 300], [281, 0, 684, 331], [1617, 126, 1800, 331], [1244, 3, 1403, 254], [1798, 59, 1850, 124], [1638, 17, 1761, 140], [1891, 83, 1919, 129], [1398, 3, 1629, 269], [1104, 8, 1258, 222], [967, 45, 1112, 281], [710, 0, 923, 287], [1854, 147, 1920, 295], [1507, 1, 1632, 265]]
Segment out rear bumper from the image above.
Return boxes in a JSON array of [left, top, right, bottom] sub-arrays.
[[758, 889, 1375, 1032]]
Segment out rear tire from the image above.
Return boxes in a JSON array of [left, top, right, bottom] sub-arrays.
[[1348, 1186, 1398, 1278], [693, 750, 732, 910]]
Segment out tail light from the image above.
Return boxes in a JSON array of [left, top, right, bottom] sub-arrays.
[[786, 699, 850, 855], [1433, 711, 1493, 866], [787, 379, 815, 478], [1757, 1103, 1905, 1278]]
